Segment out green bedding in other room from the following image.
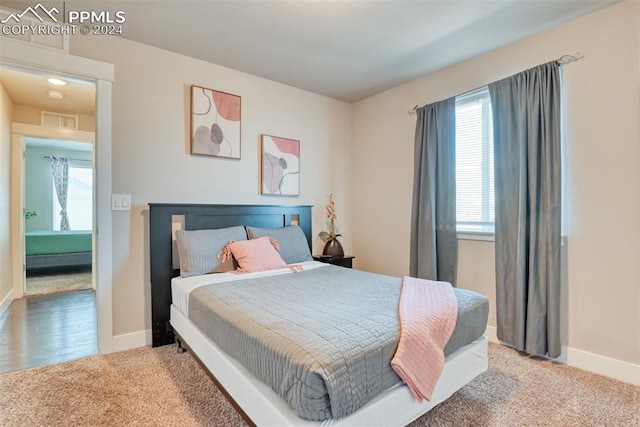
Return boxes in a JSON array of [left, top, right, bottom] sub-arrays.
[[25, 230, 92, 255]]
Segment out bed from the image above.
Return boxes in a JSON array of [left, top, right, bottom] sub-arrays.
[[25, 230, 92, 271], [149, 203, 489, 426]]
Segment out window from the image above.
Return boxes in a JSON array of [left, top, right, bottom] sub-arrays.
[[455, 87, 494, 234], [53, 164, 93, 230]]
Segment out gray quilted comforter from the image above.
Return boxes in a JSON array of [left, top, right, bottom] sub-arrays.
[[188, 264, 488, 421]]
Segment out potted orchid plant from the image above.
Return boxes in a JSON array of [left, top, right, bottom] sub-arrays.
[[319, 193, 344, 257]]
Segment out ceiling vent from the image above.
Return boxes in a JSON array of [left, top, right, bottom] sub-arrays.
[[41, 111, 78, 130]]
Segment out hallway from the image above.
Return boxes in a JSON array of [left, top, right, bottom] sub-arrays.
[[0, 290, 97, 373]]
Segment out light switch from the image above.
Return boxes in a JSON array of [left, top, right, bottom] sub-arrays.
[[112, 194, 132, 211]]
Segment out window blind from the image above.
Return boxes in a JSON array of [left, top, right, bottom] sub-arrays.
[[455, 87, 494, 233]]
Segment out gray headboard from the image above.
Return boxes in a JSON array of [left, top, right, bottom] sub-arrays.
[[148, 203, 313, 347]]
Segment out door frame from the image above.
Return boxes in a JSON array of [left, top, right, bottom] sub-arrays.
[[1, 38, 115, 354], [12, 125, 95, 298]]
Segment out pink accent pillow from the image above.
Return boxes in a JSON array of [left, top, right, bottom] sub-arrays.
[[226, 237, 287, 273]]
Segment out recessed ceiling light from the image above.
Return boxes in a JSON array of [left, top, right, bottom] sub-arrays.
[[47, 78, 66, 86], [48, 91, 64, 100]]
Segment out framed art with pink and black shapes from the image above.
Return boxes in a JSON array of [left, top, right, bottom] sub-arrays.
[[191, 85, 241, 159], [260, 134, 300, 196]]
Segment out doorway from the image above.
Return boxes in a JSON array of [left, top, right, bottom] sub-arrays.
[[23, 137, 94, 297], [0, 66, 99, 372], [0, 41, 114, 372], [1, 37, 114, 356], [1, 38, 114, 359]]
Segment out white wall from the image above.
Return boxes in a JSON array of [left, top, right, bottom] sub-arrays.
[[24, 145, 92, 231], [0, 83, 13, 305], [353, 1, 640, 368], [69, 35, 353, 336]]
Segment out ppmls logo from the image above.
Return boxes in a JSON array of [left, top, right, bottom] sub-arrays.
[[1, 3, 59, 24], [1, 2, 126, 37]]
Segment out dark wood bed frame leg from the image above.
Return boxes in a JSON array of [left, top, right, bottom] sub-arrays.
[[176, 337, 187, 353]]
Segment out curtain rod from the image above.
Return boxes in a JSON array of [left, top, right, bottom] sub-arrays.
[[408, 52, 584, 116], [44, 155, 92, 162]]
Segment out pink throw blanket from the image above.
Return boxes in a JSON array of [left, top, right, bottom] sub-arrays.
[[391, 276, 458, 402]]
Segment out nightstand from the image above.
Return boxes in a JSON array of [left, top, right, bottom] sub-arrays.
[[312, 255, 355, 268]]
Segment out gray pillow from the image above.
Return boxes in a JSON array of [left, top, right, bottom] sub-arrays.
[[175, 226, 247, 277], [246, 225, 312, 264]]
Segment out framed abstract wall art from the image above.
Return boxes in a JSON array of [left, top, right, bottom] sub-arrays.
[[191, 85, 241, 159], [260, 134, 300, 196]]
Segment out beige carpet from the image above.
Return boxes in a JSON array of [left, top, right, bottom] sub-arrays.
[[0, 343, 637, 426], [25, 271, 93, 296]]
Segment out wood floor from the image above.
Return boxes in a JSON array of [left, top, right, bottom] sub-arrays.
[[0, 289, 97, 374]]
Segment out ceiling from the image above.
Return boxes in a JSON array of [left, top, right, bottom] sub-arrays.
[[0, 67, 95, 114], [0, 1, 618, 103], [97, 0, 618, 102]]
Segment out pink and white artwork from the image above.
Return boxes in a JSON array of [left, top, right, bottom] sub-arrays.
[[191, 85, 241, 159], [261, 135, 300, 196]]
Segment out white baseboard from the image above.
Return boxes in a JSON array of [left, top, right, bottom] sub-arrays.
[[112, 329, 152, 353], [558, 346, 640, 386], [0, 289, 14, 317], [484, 325, 640, 386]]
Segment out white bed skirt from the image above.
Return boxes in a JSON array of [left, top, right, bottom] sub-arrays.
[[170, 305, 488, 427]]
